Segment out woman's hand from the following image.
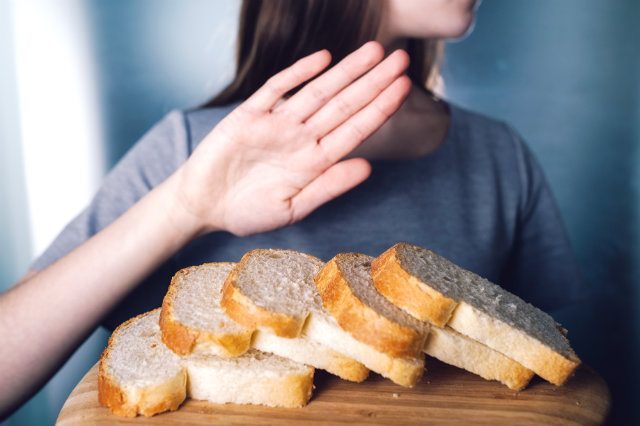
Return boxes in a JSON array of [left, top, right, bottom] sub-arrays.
[[172, 41, 411, 236]]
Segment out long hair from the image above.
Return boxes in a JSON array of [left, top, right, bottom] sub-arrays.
[[203, 0, 442, 108]]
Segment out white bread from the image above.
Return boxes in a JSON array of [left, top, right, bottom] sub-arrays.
[[98, 310, 314, 417], [98, 310, 185, 417], [186, 349, 314, 408], [162, 262, 368, 382], [160, 263, 253, 357], [314, 253, 429, 358], [303, 313, 425, 387], [221, 249, 423, 386], [372, 243, 580, 385], [221, 249, 326, 337], [313, 253, 428, 387], [424, 326, 534, 391]]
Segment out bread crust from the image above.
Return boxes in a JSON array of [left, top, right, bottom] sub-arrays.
[[263, 371, 315, 408], [314, 255, 426, 358], [160, 265, 253, 356], [371, 245, 458, 327], [222, 259, 306, 338], [98, 310, 187, 417]]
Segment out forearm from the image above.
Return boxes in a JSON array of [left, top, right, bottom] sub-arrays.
[[0, 169, 205, 418]]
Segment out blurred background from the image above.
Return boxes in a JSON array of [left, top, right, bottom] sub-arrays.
[[0, 0, 637, 424]]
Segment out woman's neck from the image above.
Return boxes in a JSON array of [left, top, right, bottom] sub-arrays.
[[348, 83, 450, 161]]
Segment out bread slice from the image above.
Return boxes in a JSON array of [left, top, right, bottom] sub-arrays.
[[251, 330, 368, 382], [221, 249, 325, 338], [186, 349, 314, 408], [160, 263, 253, 357], [98, 309, 188, 417], [221, 249, 422, 386], [372, 243, 581, 385], [424, 326, 534, 391], [163, 262, 368, 382], [304, 313, 425, 387], [315, 253, 429, 358], [99, 310, 314, 417]]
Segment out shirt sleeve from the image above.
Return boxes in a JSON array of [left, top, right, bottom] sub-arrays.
[[30, 110, 190, 271], [500, 125, 588, 312]]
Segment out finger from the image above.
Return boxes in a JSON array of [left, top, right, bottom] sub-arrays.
[[290, 158, 371, 222], [305, 49, 409, 138], [243, 49, 332, 112], [274, 41, 384, 121], [316, 75, 411, 167]]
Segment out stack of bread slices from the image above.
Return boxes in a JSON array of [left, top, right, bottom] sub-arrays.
[[98, 244, 581, 417]]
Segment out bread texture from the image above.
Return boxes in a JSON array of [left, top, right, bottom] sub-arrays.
[[221, 249, 325, 338], [99, 310, 315, 417], [372, 243, 581, 385], [160, 263, 253, 357], [164, 261, 368, 382], [251, 330, 369, 382], [186, 349, 314, 408], [315, 253, 429, 358], [425, 326, 534, 391]]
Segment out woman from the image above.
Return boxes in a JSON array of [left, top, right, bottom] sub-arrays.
[[0, 0, 583, 418]]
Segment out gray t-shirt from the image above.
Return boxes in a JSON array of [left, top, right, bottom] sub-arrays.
[[32, 102, 584, 330]]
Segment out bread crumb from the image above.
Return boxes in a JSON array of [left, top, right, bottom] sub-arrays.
[[392, 393, 399, 399], [150, 343, 157, 349], [575, 401, 581, 406]]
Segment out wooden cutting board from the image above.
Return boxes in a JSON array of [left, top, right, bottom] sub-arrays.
[[56, 359, 610, 425]]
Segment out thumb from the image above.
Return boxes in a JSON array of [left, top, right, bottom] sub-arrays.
[[290, 158, 371, 223]]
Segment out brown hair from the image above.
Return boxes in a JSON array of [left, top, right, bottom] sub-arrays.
[[203, 0, 441, 108]]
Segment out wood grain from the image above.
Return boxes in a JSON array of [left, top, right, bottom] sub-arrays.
[[56, 359, 610, 425]]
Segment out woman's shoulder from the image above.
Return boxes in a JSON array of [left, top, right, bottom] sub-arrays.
[[448, 102, 519, 144], [445, 101, 531, 163]]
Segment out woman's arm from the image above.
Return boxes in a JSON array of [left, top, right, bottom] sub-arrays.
[[0, 41, 410, 418]]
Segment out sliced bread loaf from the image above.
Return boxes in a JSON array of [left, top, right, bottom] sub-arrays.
[[162, 262, 368, 382], [221, 249, 421, 386], [99, 309, 315, 417], [372, 243, 581, 385]]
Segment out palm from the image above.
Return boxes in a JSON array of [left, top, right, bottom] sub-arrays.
[[178, 42, 410, 236]]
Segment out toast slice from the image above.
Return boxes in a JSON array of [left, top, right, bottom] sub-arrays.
[[221, 249, 419, 386], [372, 243, 581, 385], [99, 310, 314, 417], [162, 262, 368, 382], [424, 327, 534, 391]]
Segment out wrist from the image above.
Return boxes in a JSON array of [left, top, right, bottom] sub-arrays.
[[160, 168, 223, 239]]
